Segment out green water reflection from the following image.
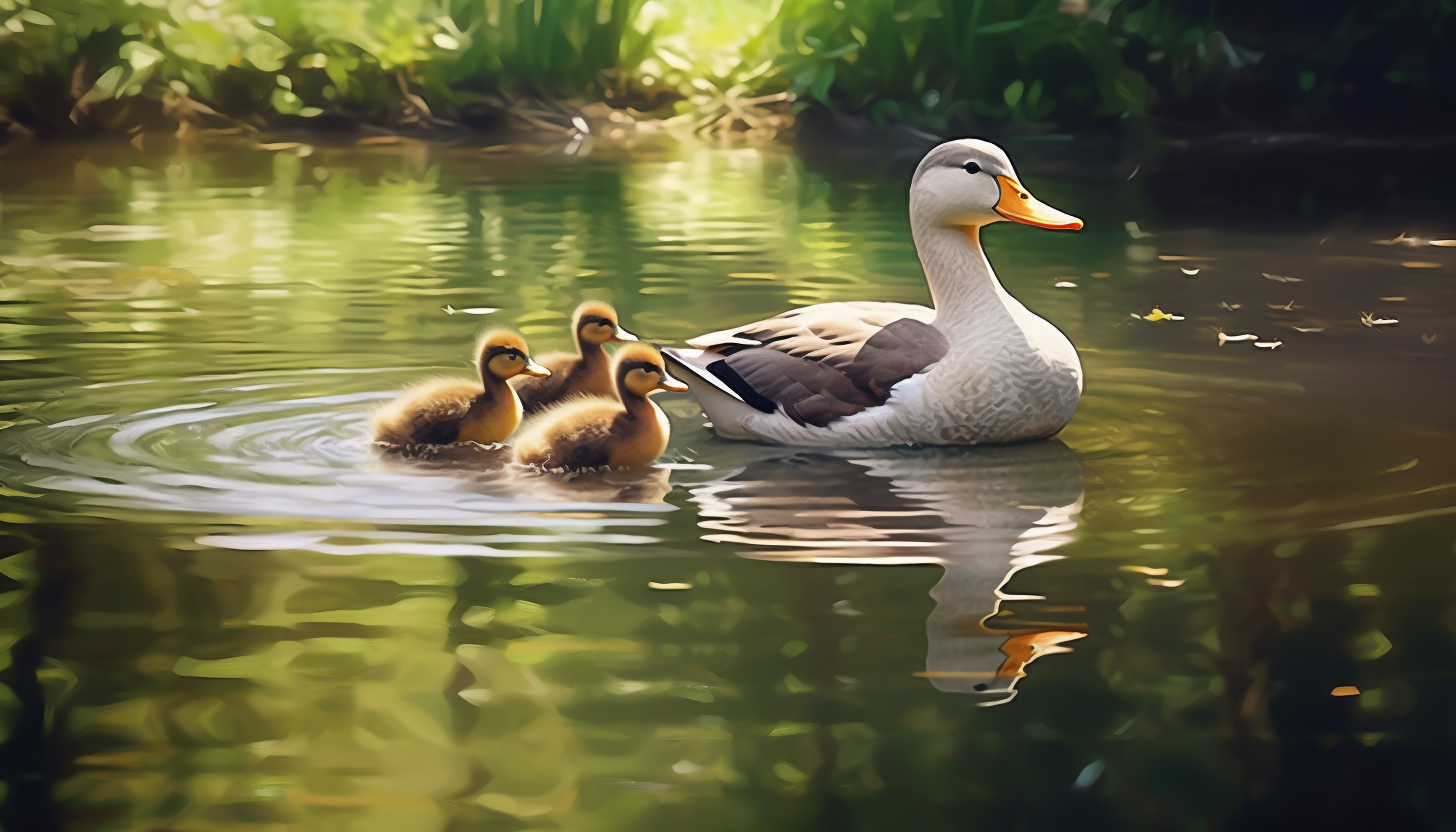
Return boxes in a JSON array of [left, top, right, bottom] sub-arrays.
[[0, 139, 1454, 830]]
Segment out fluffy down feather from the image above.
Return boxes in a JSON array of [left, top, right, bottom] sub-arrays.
[[371, 380, 481, 445], [512, 398, 621, 470]]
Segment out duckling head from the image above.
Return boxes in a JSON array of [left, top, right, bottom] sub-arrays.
[[574, 300, 638, 347], [910, 138, 1082, 232], [476, 330, 551, 383], [614, 343, 689, 398]]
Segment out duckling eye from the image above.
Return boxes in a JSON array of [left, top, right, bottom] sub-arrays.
[[963, 162, 981, 175]]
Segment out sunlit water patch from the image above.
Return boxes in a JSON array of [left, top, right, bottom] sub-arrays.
[[0, 139, 1454, 832]]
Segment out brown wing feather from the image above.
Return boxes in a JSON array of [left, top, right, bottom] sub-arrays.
[[372, 380, 478, 445], [510, 351, 579, 414], [690, 302, 935, 366], [513, 398, 618, 469], [692, 304, 948, 428]]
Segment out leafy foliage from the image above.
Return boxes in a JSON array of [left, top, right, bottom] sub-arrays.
[[0, 0, 1452, 134]]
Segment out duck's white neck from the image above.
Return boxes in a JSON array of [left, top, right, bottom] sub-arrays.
[[912, 221, 1018, 333]]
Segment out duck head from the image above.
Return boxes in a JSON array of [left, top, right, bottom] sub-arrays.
[[574, 301, 638, 348], [614, 343, 689, 399], [476, 330, 551, 383], [910, 139, 1082, 232]]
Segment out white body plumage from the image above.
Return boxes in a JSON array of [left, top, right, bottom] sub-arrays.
[[668, 138, 1084, 449]]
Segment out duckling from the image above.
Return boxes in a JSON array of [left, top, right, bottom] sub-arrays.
[[372, 331, 550, 446], [510, 301, 638, 415], [513, 343, 688, 471]]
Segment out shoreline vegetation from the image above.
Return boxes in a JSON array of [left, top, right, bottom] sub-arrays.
[[2, 0, 1454, 150]]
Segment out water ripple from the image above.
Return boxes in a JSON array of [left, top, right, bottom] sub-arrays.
[[1, 370, 679, 536]]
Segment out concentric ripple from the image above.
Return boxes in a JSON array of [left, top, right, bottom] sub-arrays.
[[0, 357, 1450, 562], [0, 370, 686, 546]]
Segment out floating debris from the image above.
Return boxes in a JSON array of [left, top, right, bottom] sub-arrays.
[[1091, 272, 1112, 278], [1054, 281, 1078, 288], [1293, 326, 1326, 333], [1373, 233, 1456, 247], [1331, 686, 1361, 697], [1360, 311, 1398, 327], [1147, 578, 1186, 588], [1268, 300, 1299, 311], [1217, 328, 1259, 345], [1381, 459, 1419, 473], [1219, 301, 1241, 312], [1159, 254, 1206, 261], [1423, 333, 1438, 344], [648, 581, 693, 591], [1180, 267, 1200, 276], [1254, 340, 1284, 349], [1263, 272, 1303, 283], [1143, 307, 1184, 322], [1380, 296, 1406, 302], [1372, 233, 1420, 246], [1124, 221, 1153, 239], [1401, 261, 1441, 269]]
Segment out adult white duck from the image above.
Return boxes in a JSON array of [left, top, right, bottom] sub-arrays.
[[663, 138, 1085, 448]]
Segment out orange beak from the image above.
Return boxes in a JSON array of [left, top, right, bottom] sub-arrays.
[[657, 372, 689, 392], [994, 176, 1083, 231]]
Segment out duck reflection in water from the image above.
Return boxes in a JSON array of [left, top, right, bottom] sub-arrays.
[[689, 441, 1086, 705]]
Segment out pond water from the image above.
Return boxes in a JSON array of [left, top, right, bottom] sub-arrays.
[[0, 136, 1453, 831]]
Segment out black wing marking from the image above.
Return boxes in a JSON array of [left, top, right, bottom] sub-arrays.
[[708, 318, 948, 428]]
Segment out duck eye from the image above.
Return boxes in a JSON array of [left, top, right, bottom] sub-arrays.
[[963, 162, 981, 175]]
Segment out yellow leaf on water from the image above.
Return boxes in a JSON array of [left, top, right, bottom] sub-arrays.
[[1381, 459, 1418, 473], [1331, 686, 1361, 697], [1119, 565, 1169, 576], [1143, 307, 1184, 322]]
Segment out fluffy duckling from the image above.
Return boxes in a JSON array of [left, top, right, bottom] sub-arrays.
[[510, 301, 638, 415], [372, 331, 550, 446], [513, 343, 688, 471]]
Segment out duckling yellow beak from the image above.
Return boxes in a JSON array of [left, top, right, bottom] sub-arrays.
[[522, 360, 551, 378], [613, 326, 639, 342], [993, 176, 1083, 231], [657, 372, 689, 392]]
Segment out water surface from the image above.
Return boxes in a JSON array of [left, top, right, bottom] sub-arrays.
[[1, 137, 1454, 831]]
